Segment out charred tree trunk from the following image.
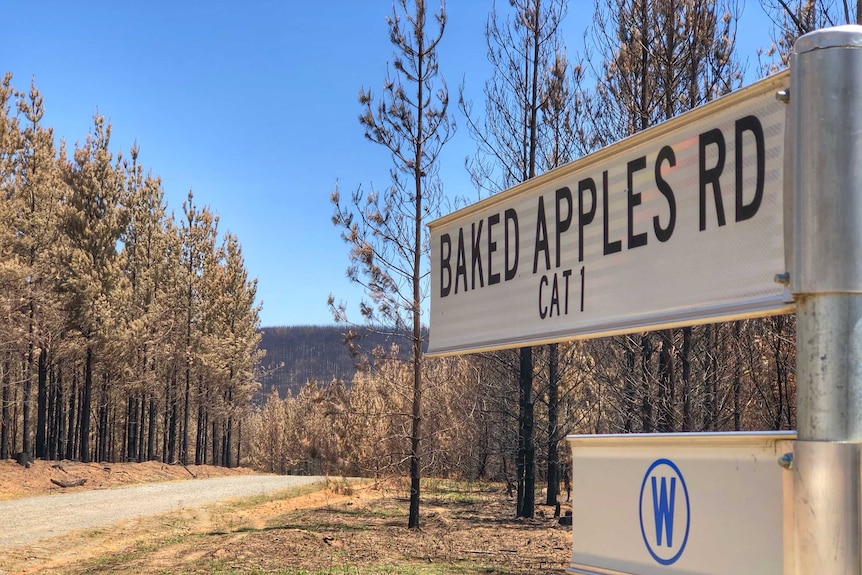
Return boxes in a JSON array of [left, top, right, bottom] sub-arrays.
[[517, 346, 535, 518], [546, 343, 560, 506], [11, 385, 18, 455], [516, 379, 525, 512], [125, 395, 135, 461], [54, 367, 65, 460], [202, 408, 209, 464], [23, 354, 33, 460], [182, 263, 193, 466], [235, 420, 242, 468], [80, 346, 93, 463], [223, 416, 233, 469], [98, 374, 109, 462], [211, 419, 220, 466], [1, 358, 9, 460], [46, 372, 54, 460], [147, 391, 156, 461], [181, 367, 190, 465], [66, 371, 77, 461], [109, 404, 118, 462], [223, 387, 234, 468], [137, 393, 146, 462], [195, 402, 205, 465], [162, 381, 170, 462], [35, 350, 48, 458], [46, 366, 56, 460], [167, 371, 178, 463], [408, 347, 422, 527]]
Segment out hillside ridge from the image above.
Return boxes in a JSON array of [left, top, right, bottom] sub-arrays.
[[257, 325, 413, 399]]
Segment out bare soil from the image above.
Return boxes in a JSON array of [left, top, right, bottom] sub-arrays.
[[0, 459, 255, 500], [0, 461, 572, 574]]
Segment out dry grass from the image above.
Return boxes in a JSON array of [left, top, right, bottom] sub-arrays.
[[0, 468, 572, 575]]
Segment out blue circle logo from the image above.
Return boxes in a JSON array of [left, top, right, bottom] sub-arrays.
[[639, 458, 690, 565]]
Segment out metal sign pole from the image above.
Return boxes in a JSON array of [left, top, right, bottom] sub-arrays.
[[790, 25, 862, 574]]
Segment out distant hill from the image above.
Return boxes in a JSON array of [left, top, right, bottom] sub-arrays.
[[256, 325, 414, 400]]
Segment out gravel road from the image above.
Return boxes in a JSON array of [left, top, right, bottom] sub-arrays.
[[0, 475, 327, 549]]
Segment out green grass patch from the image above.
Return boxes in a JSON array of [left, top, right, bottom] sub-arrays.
[[220, 481, 329, 511], [328, 505, 406, 519], [421, 479, 501, 507], [256, 521, 371, 534]]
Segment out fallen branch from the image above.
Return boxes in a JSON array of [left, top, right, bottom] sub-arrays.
[[51, 478, 86, 488], [170, 460, 197, 478]]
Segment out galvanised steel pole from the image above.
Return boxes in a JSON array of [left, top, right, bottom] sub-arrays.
[[790, 25, 862, 575]]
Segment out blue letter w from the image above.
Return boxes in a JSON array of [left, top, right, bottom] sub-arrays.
[[651, 476, 676, 547]]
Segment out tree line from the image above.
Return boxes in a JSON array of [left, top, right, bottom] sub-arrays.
[[308, 0, 851, 528], [0, 75, 262, 466], [245, 316, 795, 480]]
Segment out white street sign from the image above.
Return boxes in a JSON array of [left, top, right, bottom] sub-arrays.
[[567, 432, 795, 575], [428, 71, 791, 356]]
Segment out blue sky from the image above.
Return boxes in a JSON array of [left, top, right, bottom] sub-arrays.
[[0, 1, 773, 328]]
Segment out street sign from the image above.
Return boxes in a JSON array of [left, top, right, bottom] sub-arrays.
[[428, 71, 792, 356], [567, 432, 795, 575]]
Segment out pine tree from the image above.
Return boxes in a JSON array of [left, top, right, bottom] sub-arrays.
[[14, 80, 65, 460], [178, 191, 219, 465], [331, 0, 454, 528], [119, 144, 177, 462], [61, 115, 128, 462], [0, 73, 21, 460], [208, 233, 262, 467]]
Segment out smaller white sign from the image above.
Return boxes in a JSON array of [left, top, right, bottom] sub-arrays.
[[567, 432, 794, 575]]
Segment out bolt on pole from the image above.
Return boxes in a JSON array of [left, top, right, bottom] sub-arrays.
[[789, 25, 862, 575]]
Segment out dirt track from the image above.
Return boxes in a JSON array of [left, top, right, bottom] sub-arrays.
[[0, 475, 326, 549]]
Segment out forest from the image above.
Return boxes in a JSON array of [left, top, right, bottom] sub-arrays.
[[266, 0, 828, 528], [0, 0, 846, 528], [0, 76, 262, 467]]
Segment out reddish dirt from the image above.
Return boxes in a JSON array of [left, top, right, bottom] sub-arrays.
[[0, 459, 255, 500]]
